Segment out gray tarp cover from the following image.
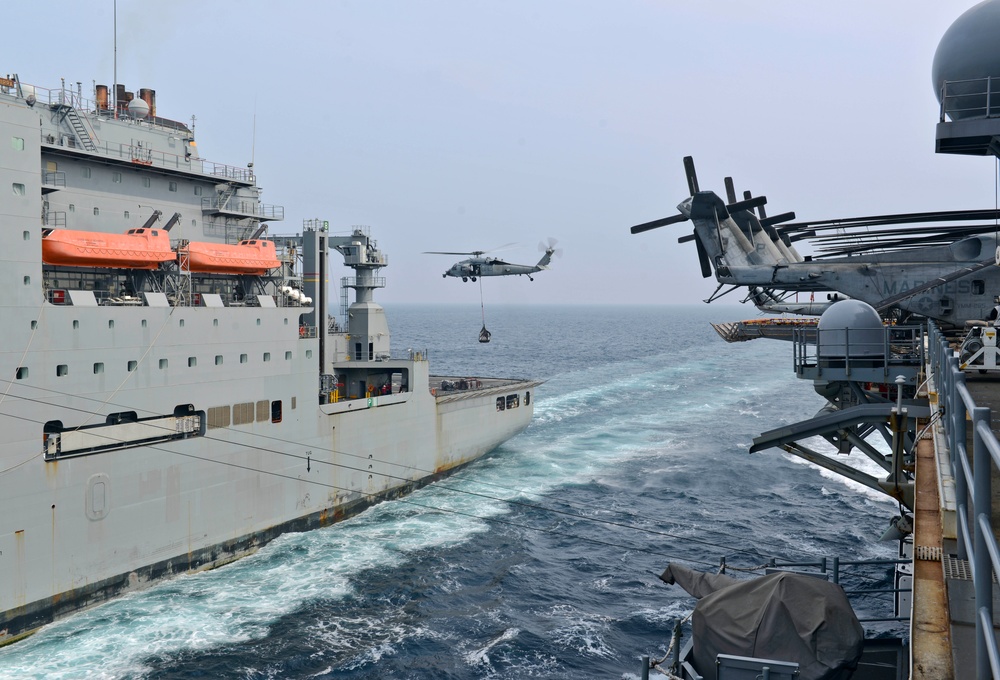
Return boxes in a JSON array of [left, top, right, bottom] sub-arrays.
[[660, 563, 864, 680]]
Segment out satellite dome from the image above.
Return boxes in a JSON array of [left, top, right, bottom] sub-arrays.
[[932, 0, 1000, 116], [816, 300, 884, 358], [127, 98, 150, 118]]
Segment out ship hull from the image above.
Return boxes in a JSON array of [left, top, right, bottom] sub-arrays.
[[0, 355, 537, 644]]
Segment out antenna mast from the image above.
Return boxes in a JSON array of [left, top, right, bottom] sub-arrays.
[[113, 0, 118, 118]]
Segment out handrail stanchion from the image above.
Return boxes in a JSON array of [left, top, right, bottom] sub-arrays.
[[973, 407, 993, 680], [955, 367, 969, 560]]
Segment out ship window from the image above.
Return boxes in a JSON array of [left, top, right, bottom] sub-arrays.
[[215, 355, 223, 365], [112, 172, 122, 183], [496, 397, 505, 411], [285, 351, 292, 360], [214, 319, 219, 327], [124, 210, 130, 219], [128, 360, 137, 371], [82, 167, 91, 178], [194, 186, 202, 195], [207, 405, 230, 429], [142, 319, 147, 328], [306, 349, 313, 358], [69, 204, 75, 212], [159, 359, 168, 369], [256, 400, 269, 422], [240, 353, 248, 364], [506, 394, 519, 409], [73, 320, 79, 329], [142, 177, 150, 188], [31, 320, 37, 329], [93, 207, 99, 216], [93, 362, 104, 375], [23, 230, 29, 240], [284, 318, 289, 325], [11, 183, 25, 195], [233, 402, 254, 425], [168, 181, 177, 192], [108, 320, 114, 329], [973, 280, 986, 295], [525, 391, 531, 405], [179, 319, 185, 328], [56, 364, 68, 377], [23, 275, 29, 285], [263, 352, 271, 362], [257, 318, 261, 326], [271, 400, 282, 423], [11, 136, 24, 150], [188, 357, 197, 367], [15, 367, 27, 380], [291, 396, 296, 410]]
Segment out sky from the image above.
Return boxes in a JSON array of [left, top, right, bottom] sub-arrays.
[[4, 1, 996, 306]]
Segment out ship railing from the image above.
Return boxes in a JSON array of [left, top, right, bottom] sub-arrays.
[[792, 324, 924, 383], [200, 196, 284, 219], [43, 211, 67, 229], [38, 131, 256, 184], [43, 171, 66, 188], [928, 321, 1000, 679], [940, 77, 1000, 122]]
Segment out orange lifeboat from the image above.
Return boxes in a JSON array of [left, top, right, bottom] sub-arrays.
[[183, 239, 280, 275], [42, 228, 175, 269]]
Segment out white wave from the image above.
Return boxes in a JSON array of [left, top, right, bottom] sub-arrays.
[[463, 626, 521, 666]]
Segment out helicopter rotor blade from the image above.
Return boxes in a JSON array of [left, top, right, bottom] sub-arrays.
[[630, 213, 689, 234]]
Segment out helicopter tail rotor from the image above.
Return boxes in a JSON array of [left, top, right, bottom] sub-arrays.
[[538, 237, 563, 258]]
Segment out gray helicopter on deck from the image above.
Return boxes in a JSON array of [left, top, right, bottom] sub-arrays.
[[630, 156, 1000, 329], [427, 239, 560, 282]]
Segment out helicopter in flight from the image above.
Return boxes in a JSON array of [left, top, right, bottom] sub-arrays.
[[427, 240, 560, 282], [630, 156, 1000, 329]]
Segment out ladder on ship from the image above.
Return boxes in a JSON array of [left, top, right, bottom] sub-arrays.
[[54, 105, 98, 151]]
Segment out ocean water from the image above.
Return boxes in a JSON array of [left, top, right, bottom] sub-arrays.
[[0, 304, 902, 679]]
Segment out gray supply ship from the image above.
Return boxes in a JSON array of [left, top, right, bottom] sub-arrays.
[[0, 76, 539, 645]]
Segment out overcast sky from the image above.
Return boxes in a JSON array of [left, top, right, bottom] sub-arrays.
[[6, 1, 994, 305]]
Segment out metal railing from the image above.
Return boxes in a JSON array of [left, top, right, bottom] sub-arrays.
[[940, 77, 1000, 122], [929, 321, 1000, 679], [200, 196, 283, 219], [792, 324, 924, 382]]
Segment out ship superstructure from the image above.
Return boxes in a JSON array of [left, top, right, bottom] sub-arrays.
[[0, 76, 539, 644]]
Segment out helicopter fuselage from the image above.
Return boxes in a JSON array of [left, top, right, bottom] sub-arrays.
[[443, 251, 553, 282]]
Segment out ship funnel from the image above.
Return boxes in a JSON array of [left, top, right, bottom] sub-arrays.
[[138, 88, 156, 118]]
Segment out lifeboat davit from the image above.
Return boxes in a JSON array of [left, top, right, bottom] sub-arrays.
[[184, 239, 280, 275], [42, 228, 175, 269]]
